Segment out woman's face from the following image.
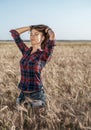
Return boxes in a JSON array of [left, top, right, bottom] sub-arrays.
[[30, 29, 44, 45]]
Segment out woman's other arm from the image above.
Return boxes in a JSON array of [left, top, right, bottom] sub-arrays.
[[41, 28, 56, 63], [10, 26, 30, 55]]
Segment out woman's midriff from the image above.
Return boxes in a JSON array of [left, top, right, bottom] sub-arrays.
[[21, 88, 44, 94]]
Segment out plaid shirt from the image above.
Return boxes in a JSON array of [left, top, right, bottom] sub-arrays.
[[10, 30, 55, 91]]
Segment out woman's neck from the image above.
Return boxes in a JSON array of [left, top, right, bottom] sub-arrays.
[[31, 45, 41, 53]]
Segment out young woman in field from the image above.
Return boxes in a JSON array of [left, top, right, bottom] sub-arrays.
[[10, 24, 55, 113]]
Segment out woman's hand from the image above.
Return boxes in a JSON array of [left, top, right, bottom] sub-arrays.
[[45, 28, 55, 40]]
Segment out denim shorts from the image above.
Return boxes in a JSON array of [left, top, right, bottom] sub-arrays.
[[16, 90, 46, 108]]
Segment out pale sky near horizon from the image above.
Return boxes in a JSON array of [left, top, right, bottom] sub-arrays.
[[0, 0, 91, 40]]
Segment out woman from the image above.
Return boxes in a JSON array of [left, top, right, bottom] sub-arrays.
[[10, 24, 55, 112]]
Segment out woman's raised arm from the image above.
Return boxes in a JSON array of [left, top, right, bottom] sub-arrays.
[[15, 26, 30, 34], [40, 28, 55, 63], [10, 26, 31, 55]]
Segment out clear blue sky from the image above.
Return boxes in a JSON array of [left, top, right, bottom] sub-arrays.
[[0, 0, 91, 40]]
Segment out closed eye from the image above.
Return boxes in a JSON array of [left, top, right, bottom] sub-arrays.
[[30, 33, 39, 36]]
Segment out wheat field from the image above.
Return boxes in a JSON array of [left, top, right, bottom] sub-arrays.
[[0, 41, 91, 130]]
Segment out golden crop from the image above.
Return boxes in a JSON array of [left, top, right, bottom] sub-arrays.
[[0, 41, 91, 130]]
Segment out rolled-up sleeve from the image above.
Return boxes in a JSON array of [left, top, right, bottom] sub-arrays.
[[40, 40, 55, 63], [10, 30, 29, 55]]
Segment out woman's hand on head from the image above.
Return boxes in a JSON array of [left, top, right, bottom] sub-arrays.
[[45, 28, 55, 40]]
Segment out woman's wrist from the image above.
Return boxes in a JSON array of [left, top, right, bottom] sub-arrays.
[[29, 26, 32, 31]]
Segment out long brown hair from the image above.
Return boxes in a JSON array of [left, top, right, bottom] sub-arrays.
[[30, 24, 50, 50]]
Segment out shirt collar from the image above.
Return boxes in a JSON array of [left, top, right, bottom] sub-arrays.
[[30, 46, 43, 53]]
